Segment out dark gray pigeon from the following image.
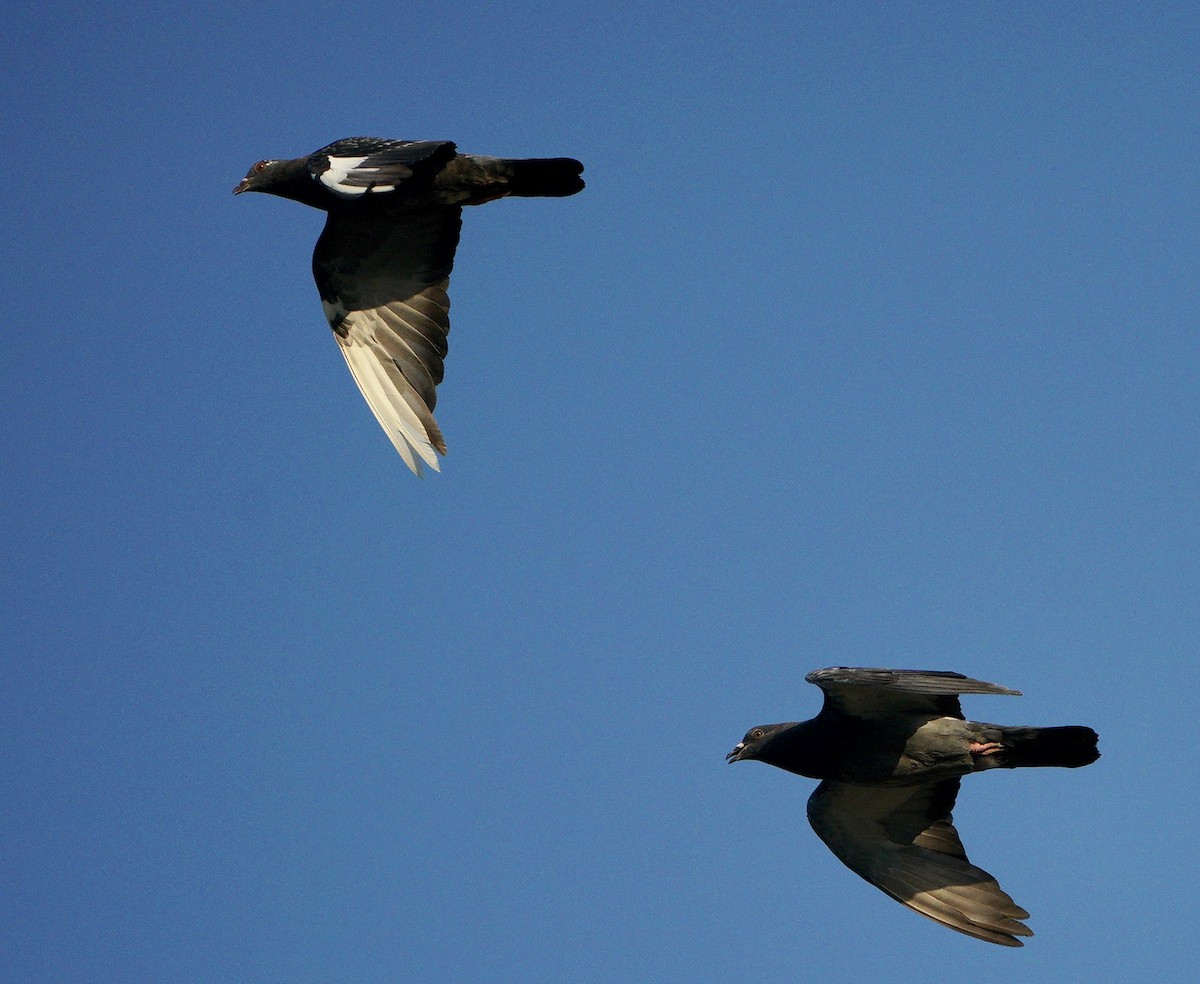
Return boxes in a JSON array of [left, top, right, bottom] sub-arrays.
[[727, 667, 1099, 946], [235, 137, 584, 474]]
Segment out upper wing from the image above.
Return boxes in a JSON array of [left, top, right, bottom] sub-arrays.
[[806, 667, 1021, 719], [807, 779, 1033, 946], [313, 206, 462, 474], [308, 138, 457, 199]]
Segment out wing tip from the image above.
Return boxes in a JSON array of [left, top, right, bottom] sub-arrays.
[[336, 334, 447, 476]]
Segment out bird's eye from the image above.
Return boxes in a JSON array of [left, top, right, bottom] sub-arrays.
[[254, 160, 269, 173], [751, 728, 765, 740]]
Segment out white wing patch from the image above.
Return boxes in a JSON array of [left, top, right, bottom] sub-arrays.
[[319, 155, 398, 197]]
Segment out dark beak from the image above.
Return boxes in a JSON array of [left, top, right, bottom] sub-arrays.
[[233, 178, 252, 195], [726, 742, 745, 763]]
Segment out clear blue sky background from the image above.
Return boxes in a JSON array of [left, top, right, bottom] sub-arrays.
[[2, 1, 1197, 981]]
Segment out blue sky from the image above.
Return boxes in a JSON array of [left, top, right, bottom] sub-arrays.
[[2, 1, 1197, 980]]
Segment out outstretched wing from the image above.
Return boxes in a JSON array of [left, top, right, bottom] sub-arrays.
[[313, 206, 462, 474], [807, 778, 1033, 946], [308, 138, 457, 199], [806, 667, 1021, 720]]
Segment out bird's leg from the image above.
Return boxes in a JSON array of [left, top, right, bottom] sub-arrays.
[[968, 741, 1004, 756]]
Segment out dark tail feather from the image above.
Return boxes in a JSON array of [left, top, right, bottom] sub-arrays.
[[997, 726, 1100, 769], [504, 157, 585, 197]]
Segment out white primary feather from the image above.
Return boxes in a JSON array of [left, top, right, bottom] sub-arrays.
[[335, 319, 442, 476]]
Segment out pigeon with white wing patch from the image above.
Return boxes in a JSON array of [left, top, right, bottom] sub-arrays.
[[235, 137, 584, 474]]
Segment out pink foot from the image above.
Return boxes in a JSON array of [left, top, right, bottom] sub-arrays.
[[969, 741, 1004, 756]]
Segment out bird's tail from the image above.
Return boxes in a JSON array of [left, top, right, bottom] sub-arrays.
[[500, 157, 586, 197], [443, 155, 585, 204], [984, 725, 1100, 769]]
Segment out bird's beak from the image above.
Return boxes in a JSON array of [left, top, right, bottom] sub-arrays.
[[726, 742, 745, 763], [233, 178, 252, 195]]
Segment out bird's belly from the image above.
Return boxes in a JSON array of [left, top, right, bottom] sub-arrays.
[[893, 717, 975, 781], [830, 716, 974, 784]]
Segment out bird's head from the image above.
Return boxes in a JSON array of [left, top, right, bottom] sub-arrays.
[[726, 723, 795, 764], [233, 159, 283, 195], [233, 156, 329, 210], [232, 157, 282, 194]]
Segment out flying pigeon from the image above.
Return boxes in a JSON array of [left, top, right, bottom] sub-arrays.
[[727, 667, 1099, 946], [234, 137, 584, 474]]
